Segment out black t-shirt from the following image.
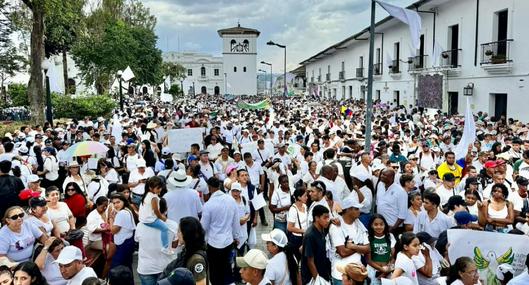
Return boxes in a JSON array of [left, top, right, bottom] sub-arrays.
[[301, 225, 331, 283], [0, 175, 25, 218]]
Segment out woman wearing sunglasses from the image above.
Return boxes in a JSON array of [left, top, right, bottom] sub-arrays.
[[0, 206, 48, 263]]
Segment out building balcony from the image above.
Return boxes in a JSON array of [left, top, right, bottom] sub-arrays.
[[481, 39, 513, 74], [389, 59, 400, 74], [408, 55, 428, 72], [440, 49, 462, 68], [356, 67, 364, 78], [373, 63, 382, 76], [339, 71, 345, 81], [325, 73, 331, 81]]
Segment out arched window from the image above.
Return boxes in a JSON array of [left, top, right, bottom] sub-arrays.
[[201, 66, 206, 76], [243, 66, 247, 72], [234, 66, 237, 72], [243, 39, 249, 52]]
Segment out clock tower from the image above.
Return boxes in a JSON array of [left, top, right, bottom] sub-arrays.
[[218, 23, 260, 96]]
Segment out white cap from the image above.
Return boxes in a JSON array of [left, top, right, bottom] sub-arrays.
[[341, 196, 363, 210], [28, 174, 40, 183], [161, 147, 172, 156], [231, 182, 242, 192], [261, 229, 288, 248], [54, 246, 83, 264], [236, 249, 268, 270], [136, 159, 146, 168]]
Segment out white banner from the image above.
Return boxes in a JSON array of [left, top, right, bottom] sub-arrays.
[[448, 229, 529, 285], [167, 128, 205, 153]]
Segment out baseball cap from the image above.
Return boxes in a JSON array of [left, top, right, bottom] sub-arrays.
[[157, 268, 194, 285], [43, 147, 55, 153], [484, 161, 498, 169], [28, 174, 40, 183], [199, 150, 209, 156], [350, 167, 370, 182], [54, 246, 83, 264], [236, 249, 268, 270], [231, 182, 242, 192], [341, 196, 363, 210], [454, 211, 478, 225], [261, 229, 288, 248], [187, 155, 198, 162], [161, 147, 172, 156]]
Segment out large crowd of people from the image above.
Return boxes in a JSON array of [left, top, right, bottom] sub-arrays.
[[0, 94, 529, 285]]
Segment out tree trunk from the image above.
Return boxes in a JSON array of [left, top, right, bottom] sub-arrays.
[[25, 1, 45, 124], [62, 49, 69, 94]]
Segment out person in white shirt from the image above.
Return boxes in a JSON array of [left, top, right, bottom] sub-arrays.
[[329, 197, 370, 284], [413, 192, 453, 238], [39, 147, 59, 189], [376, 169, 408, 234], [163, 169, 203, 223], [85, 197, 110, 250], [128, 159, 154, 206], [198, 151, 219, 180], [201, 177, 240, 285], [261, 229, 295, 285], [206, 138, 224, 161], [55, 246, 97, 285], [436, 173, 458, 207]]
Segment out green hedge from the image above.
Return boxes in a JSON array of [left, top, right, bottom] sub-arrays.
[[52, 93, 116, 120], [8, 84, 29, 107]]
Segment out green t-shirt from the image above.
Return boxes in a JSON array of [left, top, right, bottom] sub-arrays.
[[370, 235, 394, 263]]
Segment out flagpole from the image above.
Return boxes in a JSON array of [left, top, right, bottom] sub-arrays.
[[364, 0, 376, 152]]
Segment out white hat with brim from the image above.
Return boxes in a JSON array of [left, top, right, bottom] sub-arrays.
[[168, 169, 193, 187], [236, 249, 268, 270], [54, 246, 83, 264], [261, 229, 288, 248], [341, 196, 363, 210]]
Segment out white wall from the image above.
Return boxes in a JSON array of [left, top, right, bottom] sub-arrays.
[[304, 0, 529, 120], [221, 34, 258, 95]]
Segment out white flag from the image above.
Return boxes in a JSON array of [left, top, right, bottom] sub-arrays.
[[376, 1, 422, 49], [454, 97, 476, 160], [121, 66, 135, 82], [432, 40, 445, 67], [385, 51, 393, 68]]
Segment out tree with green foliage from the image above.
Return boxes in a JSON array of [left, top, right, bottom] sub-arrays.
[[162, 62, 186, 86], [52, 93, 116, 119], [44, 0, 85, 94], [168, 84, 181, 98], [72, 19, 162, 94], [7, 83, 28, 106]]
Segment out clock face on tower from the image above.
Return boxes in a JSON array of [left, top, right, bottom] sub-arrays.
[[230, 39, 250, 53]]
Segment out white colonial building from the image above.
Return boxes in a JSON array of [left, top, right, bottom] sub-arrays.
[[163, 52, 224, 96], [301, 0, 529, 120]]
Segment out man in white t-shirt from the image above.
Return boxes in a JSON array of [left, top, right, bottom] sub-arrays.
[[128, 159, 154, 206], [329, 197, 369, 284], [56, 246, 97, 285]]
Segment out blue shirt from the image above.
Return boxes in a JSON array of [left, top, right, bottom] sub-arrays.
[[201, 190, 241, 248]]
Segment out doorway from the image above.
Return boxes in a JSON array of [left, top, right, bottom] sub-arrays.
[[201, 86, 207, 94], [448, 92, 458, 115], [214, 86, 220, 95], [394, 90, 400, 106], [497, 10, 508, 56], [449, 25, 459, 67], [493, 93, 507, 119]]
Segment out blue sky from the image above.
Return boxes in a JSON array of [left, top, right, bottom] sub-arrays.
[[142, 0, 414, 72]]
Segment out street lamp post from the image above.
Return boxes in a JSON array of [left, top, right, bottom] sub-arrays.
[[266, 41, 287, 106], [224, 73, 227, 95], [117, 70, 123, 111], [260, 61, 272, 97], [258, 69, 267, 95], [41, 59, 53, 127], [180, 80, 184, 96], [192, 82, 195, 96]]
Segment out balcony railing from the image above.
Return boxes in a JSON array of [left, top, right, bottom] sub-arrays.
[[317, 75, 322, 82], [440, 49, 462, 68], [408, 55, 428, 71], [389, 59, 400, 73], [325, 73, 331, 81], [373, 63, 382, 75], [339, 71, 345, 80], [480, 39, 513, 65], [356, 67, 364, 78]]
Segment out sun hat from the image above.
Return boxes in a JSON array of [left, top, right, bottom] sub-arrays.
[[168, 169, 193, 187]]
